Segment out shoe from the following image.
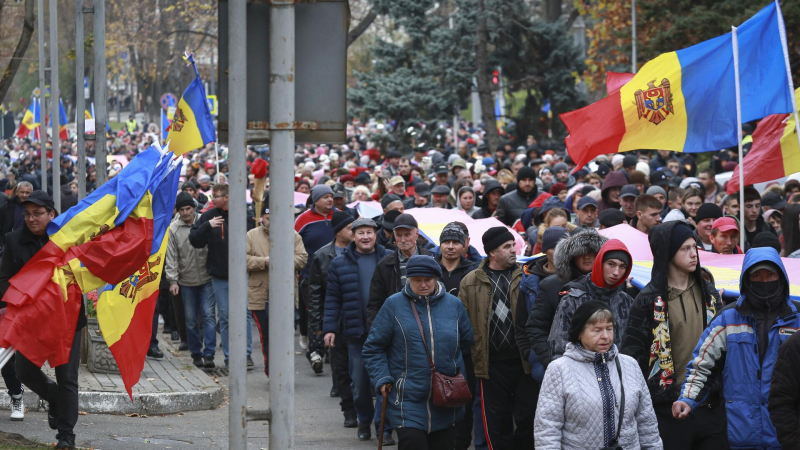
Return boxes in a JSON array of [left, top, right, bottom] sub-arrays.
[[381, 431, 395, 446], [310, 352, 323, 374], [330, 386, 340, 398], [162, 325, 173, 335], [179, 341, 189, 351], [9, 391, 23, 421], [299, 335, 309, 350], [47, 401, 58, 430], [203, 357, 216, 369], [247, 355, 255, 369], [170, 331, 180, 341], [146, 348, 164, 359], [192, 356, 204, 368], [343, 412, 357, 428], [357, 422, 371, 441], [55, 432, 76, 449]]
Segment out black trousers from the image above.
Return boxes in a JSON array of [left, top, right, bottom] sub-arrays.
[[397, 426, 455, 450], [330, 331, 354, 415], [654, 401, 729, 450], [172, 291, 187, 342], [158, 287, 175, 331], [17, 329, 82, 435], [1, 354, 21, 396], [454, 353, 476, 450], [478, 358, 537, 450], [251, 309, 269, 377], [297, 278, 309, 337]]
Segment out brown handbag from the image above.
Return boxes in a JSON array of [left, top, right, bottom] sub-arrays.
[[408, 299, 472, 408]]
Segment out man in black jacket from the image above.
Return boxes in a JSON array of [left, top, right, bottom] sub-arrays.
[[495, 166, 539, 226], [621, 221, 724, 450], [0, 191, 84, 449], [365, 213, 431, 330], [769, 329, 800, 449], [189, 183, 253, 368], [306, 211, 357, 428], [0, 181, 33, 245]]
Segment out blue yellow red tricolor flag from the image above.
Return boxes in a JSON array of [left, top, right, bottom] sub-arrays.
[[727, 88, 800, 194], [0, 144, 175, 370], [561, 2, 794, 170], [58, 99, 68, 141], [166, 52, 216, 155], [15, 98, 40, 138], [96, 156, 181, 396]]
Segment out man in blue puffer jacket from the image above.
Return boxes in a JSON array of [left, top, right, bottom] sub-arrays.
[[323, 218, 393, 444], [673, 247, 799, 449], [364, 255, 473, 447]]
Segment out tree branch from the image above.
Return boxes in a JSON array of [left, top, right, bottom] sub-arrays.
[[165, 29, 218, 40], [347, 6, 377, 47], [0, 0, 34, 104]]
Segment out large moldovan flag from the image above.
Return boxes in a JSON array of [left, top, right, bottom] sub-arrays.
[[166, 52, 216, 155]]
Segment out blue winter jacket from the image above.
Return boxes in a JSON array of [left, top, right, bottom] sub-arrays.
[[363, 281, 473, 433], [322, 242, 391, 340], [519, 258, 547, 382], [678, 248, 799, 450]]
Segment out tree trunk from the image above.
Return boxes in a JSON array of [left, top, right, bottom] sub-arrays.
[[347, 7, 377, 47], [475, 0, 500, 153], [545, 0, 562, 22], [0, 0, 35, 104]]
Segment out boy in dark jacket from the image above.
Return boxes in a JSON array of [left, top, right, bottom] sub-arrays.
[[621, 221, 724, 450]]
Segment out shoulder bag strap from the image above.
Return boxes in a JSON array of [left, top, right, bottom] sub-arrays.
[[408, 299, 435, 371], [614, 356, 625, 444]]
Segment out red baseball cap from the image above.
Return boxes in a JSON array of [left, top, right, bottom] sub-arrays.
[[712, 217, 738, 233]]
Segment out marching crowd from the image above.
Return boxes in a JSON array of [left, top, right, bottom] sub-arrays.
[[2, 119, 800, 449]]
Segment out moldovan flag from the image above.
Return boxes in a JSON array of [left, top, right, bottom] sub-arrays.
[[166, 52, 216, 155], [58, 99, 69, 141], [96, 156, 181, 397], [15, 99, 40, 138], [0, 145, 172, 368], [727, 88, 800, 194], [561, 2, 793, 170]]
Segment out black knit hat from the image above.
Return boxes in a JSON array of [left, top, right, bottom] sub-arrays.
[[752, 231, 782, 253], [175, 192, 195, 210], [598, 209, 625, 228], [440, 223, 466, 246], [381, 194, 403, 210], [542, 226, 569, 253], [516, 166, 537, 182], [482, 226, 515, 254], [568, 301, 615, 344], [406, 255, 443, 279], [332, 211, 355, 235], [669, 222, 696, 261], [695, 203, 723, 223]]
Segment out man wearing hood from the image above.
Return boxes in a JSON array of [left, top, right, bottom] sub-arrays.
[[471, 180, 504, 219], [495, 167, 539, 226], [547, 239, 635, 360], [621, 221, 724, 450], [674, 248, 798, 450], [596, 171, 627, 213]]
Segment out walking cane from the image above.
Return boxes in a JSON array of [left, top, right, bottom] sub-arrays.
[[378, 388, 388, 450]]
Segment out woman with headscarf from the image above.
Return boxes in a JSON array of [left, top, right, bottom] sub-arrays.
[[535, 302, 662, 449]]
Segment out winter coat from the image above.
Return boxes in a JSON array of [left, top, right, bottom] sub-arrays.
[[621, 220, 721, 406], [294, 206, 335, 278], [322, 242, 391, 340], [678, 248, 799, 450], [245, 226, 307, 310], [769, 330, 800, 449], [596, 171, 627, 212], [496, 188, 539, 226], [365, 246, 431, 331], [165, 213, 211, 287], [0, 196, 23, 245], [435, 254, 478, 297], [363, 282, 473, 433], [548, 240, 634, 361], [189, 207, 229, 280], [517, 256, 554, 381], [308, 241, 341, 333], [458, 259, 529, 379], [534, 344, 663, 450], [525, 229, 607, 368]]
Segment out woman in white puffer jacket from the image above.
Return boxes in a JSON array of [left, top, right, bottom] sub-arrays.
[[534, 301, 662, 450]]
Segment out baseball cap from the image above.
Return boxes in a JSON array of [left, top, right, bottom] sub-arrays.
[[762, 191, 787, 210], [577, 196, 598, 210], [415, 182, 431, 197], [22, 190, 54, 211], [431, 185, 449, 195], [393, 214, 419, 231], [434, 164, 449, 174], [331, 182, 346, 199], [711, 217, 738, 233], [619, 185, 639, 198], [390, 175, 405, 186], [595, 164, 610, 178]]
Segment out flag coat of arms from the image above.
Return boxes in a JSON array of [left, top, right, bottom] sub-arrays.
[[166, 53, 216, 155]]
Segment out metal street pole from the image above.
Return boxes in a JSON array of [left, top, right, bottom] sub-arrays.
[[75, 0, 86, 200], [269, 0, 295, 448], [37, 0, 47, 190], [49, 0, 60, 212], [631, 0, 637, 74], [228, 0, 247, 448], [93, 0, 107, 186]]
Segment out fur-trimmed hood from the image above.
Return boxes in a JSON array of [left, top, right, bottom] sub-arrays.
[[553, 228, 608, 283]]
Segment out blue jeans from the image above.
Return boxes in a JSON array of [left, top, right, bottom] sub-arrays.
[[181, 283, 216, 358], [347, 339, 388, 431], [211, 276, 252, 360]]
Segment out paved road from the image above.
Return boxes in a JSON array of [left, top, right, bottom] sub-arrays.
[[0, 331, 381, 449]]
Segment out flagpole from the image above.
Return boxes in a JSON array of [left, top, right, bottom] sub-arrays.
[[214, 141, 220, 179], [776, 0, 800, 151], [733, 26, 746, 252]]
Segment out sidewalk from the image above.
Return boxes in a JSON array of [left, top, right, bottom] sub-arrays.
[[0, 331, 223, 415]]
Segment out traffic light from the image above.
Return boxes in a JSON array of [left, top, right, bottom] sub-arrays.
[[492, 70, 499, 85]]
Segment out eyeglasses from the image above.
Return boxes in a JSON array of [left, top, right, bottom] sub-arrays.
[[24, 210, 48, 220]]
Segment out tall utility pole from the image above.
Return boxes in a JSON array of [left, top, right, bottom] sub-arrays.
[[227, 0, 247, 448], [37, 0, 47, 190], [49, 0, 60, 212], [631, 0, 637, 74], [269, 0, 296, 447], [93, 0, 107, 185], [75, 0, 86, 199]]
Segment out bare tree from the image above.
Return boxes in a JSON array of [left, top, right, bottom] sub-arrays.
[[0, 0, 35, 104], [475, 0, 500, 152]]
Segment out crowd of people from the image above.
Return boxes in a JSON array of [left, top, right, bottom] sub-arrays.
[[2, 118, 800, 449]]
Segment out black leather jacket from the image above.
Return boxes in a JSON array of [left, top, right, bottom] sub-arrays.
[[307, 241, 341, 333]]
